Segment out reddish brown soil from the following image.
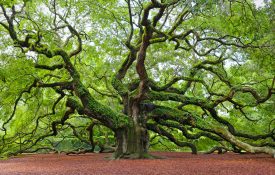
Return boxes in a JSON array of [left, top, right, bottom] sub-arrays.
[[0, 152, 274, 175]]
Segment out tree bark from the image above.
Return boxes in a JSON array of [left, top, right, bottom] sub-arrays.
[[113, 104, 150, 159], [113, 123, 150, 159]]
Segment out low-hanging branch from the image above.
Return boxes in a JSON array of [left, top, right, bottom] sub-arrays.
[[147, 123, 197, 154]]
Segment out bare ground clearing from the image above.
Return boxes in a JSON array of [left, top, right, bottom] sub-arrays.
[[0, 152, 274, 175]]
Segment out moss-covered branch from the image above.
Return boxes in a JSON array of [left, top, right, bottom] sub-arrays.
[[147, 123, 197, 154], [147, 90, 213, 108]]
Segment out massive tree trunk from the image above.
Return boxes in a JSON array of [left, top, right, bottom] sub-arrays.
[[113, 104, 150, 159], [114, 125, 149, 159]]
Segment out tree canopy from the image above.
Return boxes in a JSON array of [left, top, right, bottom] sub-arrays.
[[0, 0, 274, 159]]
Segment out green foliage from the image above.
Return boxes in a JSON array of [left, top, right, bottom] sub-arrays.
[[0, 0, 274, 157]]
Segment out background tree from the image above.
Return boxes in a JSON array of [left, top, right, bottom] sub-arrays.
[[0, 0, 274, 159]]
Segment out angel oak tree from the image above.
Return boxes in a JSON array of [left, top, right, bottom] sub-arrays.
[[0, 0, 274, 159]]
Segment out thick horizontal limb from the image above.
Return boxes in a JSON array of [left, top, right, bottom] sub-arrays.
[[147, 123, 197, 154]]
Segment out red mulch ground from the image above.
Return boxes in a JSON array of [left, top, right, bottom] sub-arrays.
[[0, 152, 274, 175]]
